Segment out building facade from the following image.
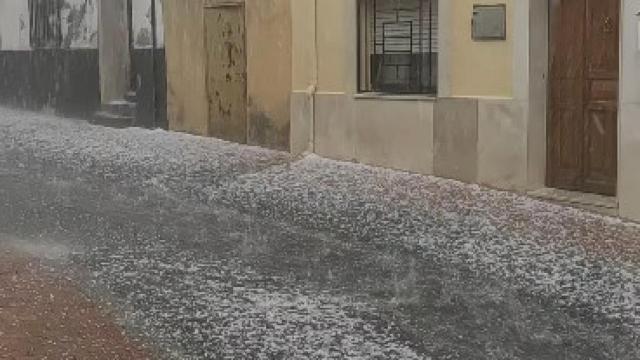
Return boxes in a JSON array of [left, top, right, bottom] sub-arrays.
[[163, 0, 640, 222], [287, 0, 640, 222], [0, 0, 167, 127], [1, 1, 639, 222]]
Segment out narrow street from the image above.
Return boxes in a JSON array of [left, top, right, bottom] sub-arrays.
[[0, 107, 639, 359]]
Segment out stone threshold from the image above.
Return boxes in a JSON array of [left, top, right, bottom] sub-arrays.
[[528, 188, 619, 217]]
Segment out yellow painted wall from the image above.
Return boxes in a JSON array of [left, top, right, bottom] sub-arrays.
[[245, 0, 292, 150], [164, 0, 293, 149], [316, 0, 357, 93], [293, 0, 513, 97], [164, 0, 208, 135], [449, 0, 514, 97], [291, 0, 357, 93], [291, 0, 316, 91]]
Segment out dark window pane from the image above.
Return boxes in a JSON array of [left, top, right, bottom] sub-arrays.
[[29, 0, 62, 49], [360, 0, 438, 94]]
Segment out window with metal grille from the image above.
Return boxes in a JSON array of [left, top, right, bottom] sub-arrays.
[[29, 0, 63, 48], [358, 0, 438, 94]]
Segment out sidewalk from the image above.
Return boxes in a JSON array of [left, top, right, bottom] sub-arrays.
[[0, 248, 151, 360]]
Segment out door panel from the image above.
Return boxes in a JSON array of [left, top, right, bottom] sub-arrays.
[[583, 0, 618, 196], [583, 103, 617, 195], [548, 107, 583, 189], [205, 5, 247, 144], [585, 0, 619, 79], [548, 0, 586, 191], [547, 0, 618, 196]]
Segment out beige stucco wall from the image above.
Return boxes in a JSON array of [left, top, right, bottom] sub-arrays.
[[290, 0, 357, 93], [290, 0, 534, 191], [291, 0, 434, 173], [434, 0, 529, 191], [292, 0, 516, 98], [291, 0, 316, 92], [290, 0, 359, 155], [245, 0, 292, 150], [316, 0, 358, 93], [165, 0, 293, 148], [164, 0, 208, 135], [448, 0, 514, 98]]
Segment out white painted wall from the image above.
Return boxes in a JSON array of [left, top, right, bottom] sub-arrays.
[[61, 0, 99, 49], [0, 0, 98, 50], [0, 0, 30, 51], [132, 0, 165, 48]]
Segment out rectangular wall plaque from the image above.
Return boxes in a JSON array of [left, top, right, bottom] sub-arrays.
[[472, 4, 507, 41]]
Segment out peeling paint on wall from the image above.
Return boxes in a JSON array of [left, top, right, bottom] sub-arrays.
[[0, 0, 97, 50], [61, 0, 98, 49], [0, 0, 31, 50]]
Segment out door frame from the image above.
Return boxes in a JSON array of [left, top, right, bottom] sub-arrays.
[[543, 0, 622, 197], [203, 0, 248, 143]]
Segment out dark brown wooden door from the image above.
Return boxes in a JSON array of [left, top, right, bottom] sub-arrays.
[[548, 0, 619, 196]]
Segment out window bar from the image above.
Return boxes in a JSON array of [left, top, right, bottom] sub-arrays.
[[56, 0, 62, 47], [357, 0, 362, 92], [419, 0, 424, 93], [373, 0, 377, 92], [151, 0, 158, 128], [409, 19, 414, 92], [29, 1, 35, 47], [428, 0, 433, 93]]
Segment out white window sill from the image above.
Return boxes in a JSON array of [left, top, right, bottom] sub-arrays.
[[353, 93, 437, 101]]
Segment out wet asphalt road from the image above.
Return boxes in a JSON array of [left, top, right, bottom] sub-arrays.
[[0, 107, 639, 359]]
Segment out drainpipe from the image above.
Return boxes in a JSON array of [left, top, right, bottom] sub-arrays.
[[150, 0, 158, 128], [306, 0, 318, 153]]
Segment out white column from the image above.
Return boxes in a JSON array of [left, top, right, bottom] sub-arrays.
[[98, 0, 130, 103], [619, 0, 640, 221]]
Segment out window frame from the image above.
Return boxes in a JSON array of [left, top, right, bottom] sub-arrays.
[[357, 0, 439, 96]]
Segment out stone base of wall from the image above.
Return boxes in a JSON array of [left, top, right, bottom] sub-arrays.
[[301, 92, 531, 192], [293, 91, 435, 175], [433, 97, 529, 192], [0, 49, 100, 118]]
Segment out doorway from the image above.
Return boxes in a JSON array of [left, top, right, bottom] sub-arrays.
[[204, 3, 247, 144], [547, 0, 619, 196]]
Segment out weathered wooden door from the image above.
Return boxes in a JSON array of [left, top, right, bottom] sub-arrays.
[[548, 0, 619, 196], [205, 4, 247, 144]]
